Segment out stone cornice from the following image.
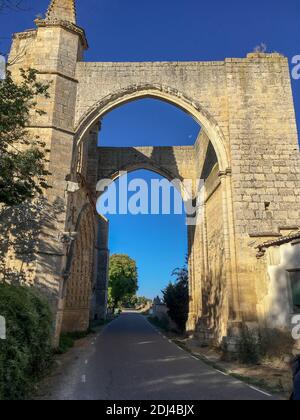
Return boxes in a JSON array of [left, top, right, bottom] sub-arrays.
[[34, 18, 88, 49], [255, 230, 300, 258], [218, 168, 232, 178], [13, 29, 37, 40], [38, 71, 79, 83], [27, 125, 75, 135]]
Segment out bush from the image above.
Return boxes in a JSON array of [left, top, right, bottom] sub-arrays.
[[56, 329, 94, 355], [148, 316, 170, 332], [0, 283, 53, 400], [55, 334, 75, 355], [258, 328, 294, 360], [237, 326, 260, 365], [237, 325, 295, 365]]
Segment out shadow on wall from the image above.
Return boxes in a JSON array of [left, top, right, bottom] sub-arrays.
[[0, 197, 65, 302], [199, 254, 227, 345], [98, 146, 183, 182]]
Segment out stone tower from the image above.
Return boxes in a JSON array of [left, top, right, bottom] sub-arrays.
[[6, 0, 94, 340]]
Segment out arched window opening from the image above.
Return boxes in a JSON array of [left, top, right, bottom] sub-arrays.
[[96, 169, 188, 300], [98, 98, 200, 148]]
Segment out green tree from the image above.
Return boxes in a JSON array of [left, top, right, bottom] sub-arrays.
[[136, 296, 151, 308], [122, 294, 138, 308], [162, 265, 189, 332], [0, 69, 50, 206], [108, 254, 138, 312]]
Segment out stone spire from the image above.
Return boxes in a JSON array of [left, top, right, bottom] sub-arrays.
[[46, 0, 77, 24]]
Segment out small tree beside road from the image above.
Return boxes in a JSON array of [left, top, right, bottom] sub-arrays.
[[162, 265, 189, 332], [108, 254, 138, 313], [0, 69, 50, 206]]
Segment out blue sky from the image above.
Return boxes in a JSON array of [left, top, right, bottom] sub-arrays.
[[1, 0, 299, 298], [99, 99, 200, 147], [98, 100, 197, 298], [97, 169, 188, 299]]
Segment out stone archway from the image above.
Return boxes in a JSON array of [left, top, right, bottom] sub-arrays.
[[73, 84, 231, 173], [6, 0, 300, 346], [71, 89, 238, 342]]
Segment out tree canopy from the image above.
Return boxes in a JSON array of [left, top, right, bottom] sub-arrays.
[[108, 254, 138, 311], [0, 69, 50, 206]]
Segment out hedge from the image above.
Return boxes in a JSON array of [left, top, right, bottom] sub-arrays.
[[0, 283, 53, 400]]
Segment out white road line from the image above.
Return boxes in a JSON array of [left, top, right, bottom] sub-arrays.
[[215, 369, 229, 376], [232, 380, 243, 385], [249, 385, 272, 397], [150, 328, 271, 398], [85, 360, 88, 365], [81, 375, 86, 384]]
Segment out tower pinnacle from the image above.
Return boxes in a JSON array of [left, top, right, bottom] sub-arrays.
[[46, 0, 77, 24]]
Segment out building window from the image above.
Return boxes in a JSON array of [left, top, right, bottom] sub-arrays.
[[289, 270, 300, 312]]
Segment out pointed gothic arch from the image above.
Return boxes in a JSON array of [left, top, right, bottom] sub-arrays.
[[73, 84, 231, 173]]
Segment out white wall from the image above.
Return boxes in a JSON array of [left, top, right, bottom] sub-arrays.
[[263, 242, 300, 330]]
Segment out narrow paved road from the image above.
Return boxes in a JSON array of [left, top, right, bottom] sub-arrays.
[[43, 312, 276, 400]]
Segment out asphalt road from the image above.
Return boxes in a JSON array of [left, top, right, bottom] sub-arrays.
[[43, 312, 276, 400]]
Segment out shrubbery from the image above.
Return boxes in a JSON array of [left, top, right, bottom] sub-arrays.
[[148, 315, 170, 332], [237, 326, 260, 364], [259, 328, 294, 360], [237, 325, 294, 365], [0, 283, 53, 400]]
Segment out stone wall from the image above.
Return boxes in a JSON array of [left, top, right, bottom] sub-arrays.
[[61, 204, 96, 332], [97, 146, 196, 182], [74, 55, 300, 235], [91, 215, 110, 321], [202, 166, 227, 342]]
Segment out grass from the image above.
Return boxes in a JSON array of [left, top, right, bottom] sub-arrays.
[[90, 318, 114, 328], [148, 315, 170, 332], [55, 317, 115, 355], [169, 339, 286, 397], [230, 373, 285, 395], [55, 329, 94, 355]]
